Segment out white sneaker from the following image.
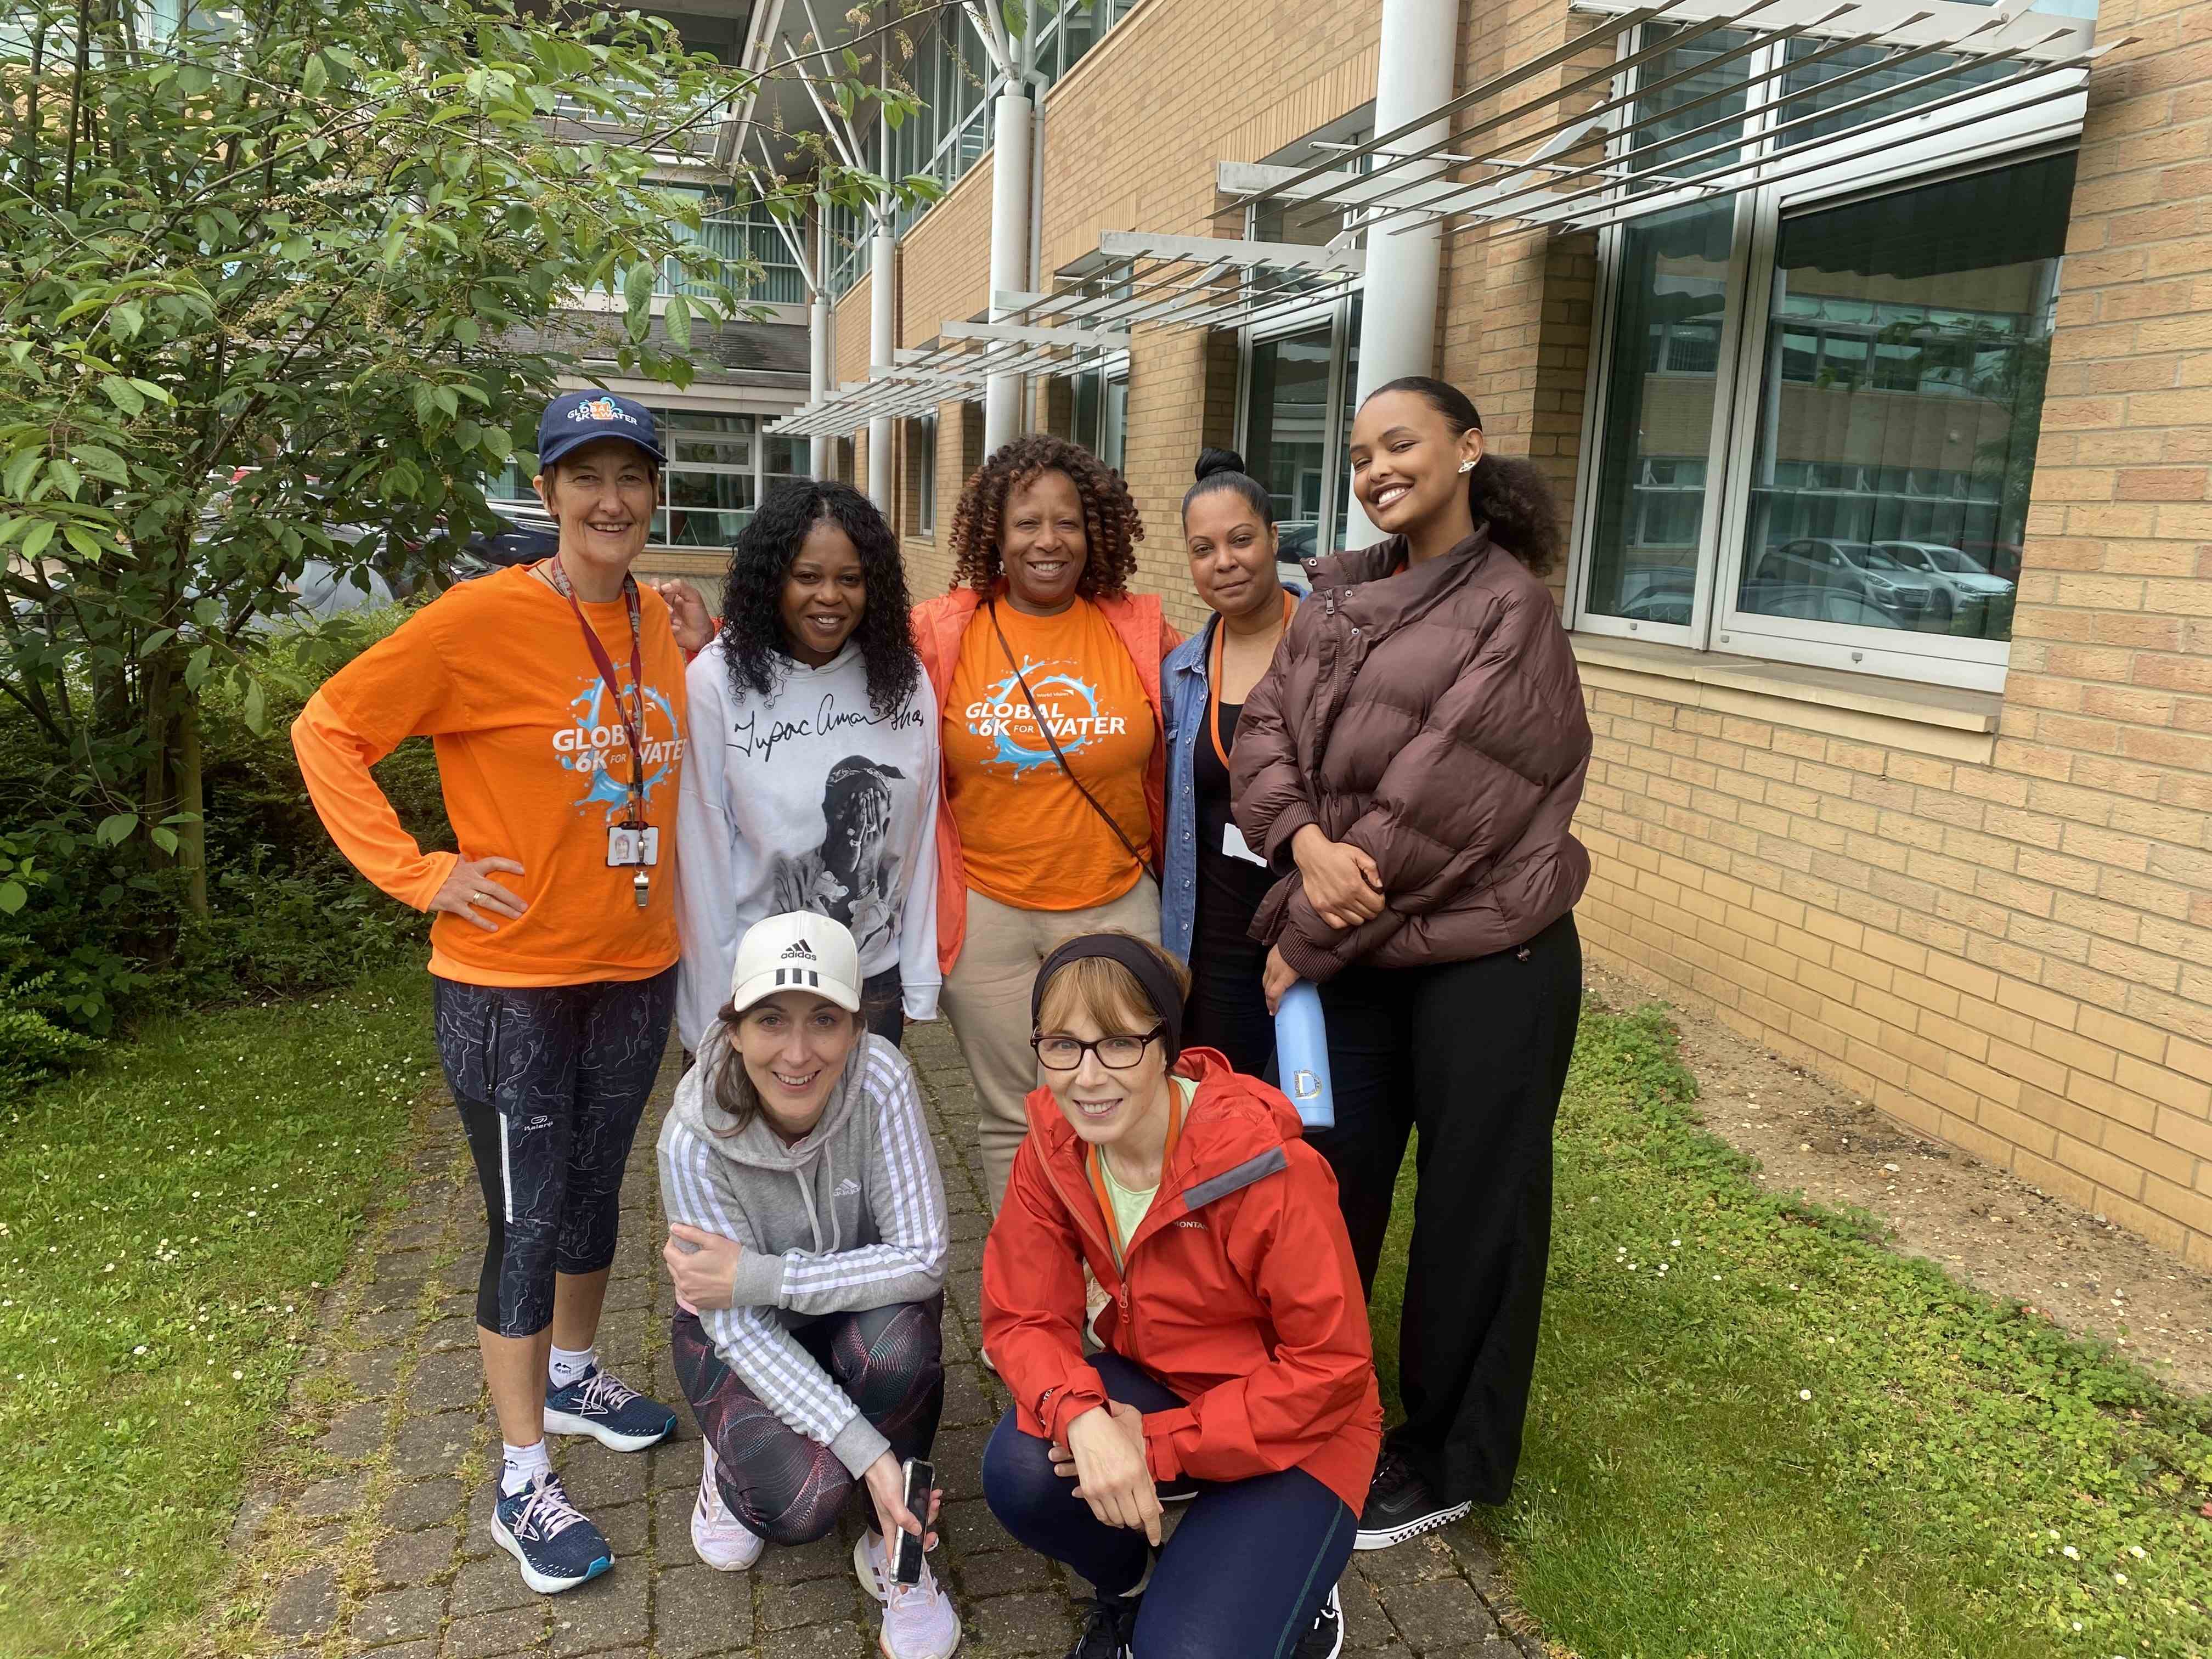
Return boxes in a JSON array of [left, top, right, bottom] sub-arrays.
[[691, 1443, 764, 1572], [853, 1529, 962, 1658]]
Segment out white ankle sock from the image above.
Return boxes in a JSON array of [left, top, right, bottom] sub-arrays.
[[501, 1438, 552, 1497], [548, 1344, 597, 1390]]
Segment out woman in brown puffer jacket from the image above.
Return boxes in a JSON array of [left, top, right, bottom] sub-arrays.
[[1232, 374, 1591, 1552]]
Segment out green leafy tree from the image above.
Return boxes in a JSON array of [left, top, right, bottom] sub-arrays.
[[0, 0, 917, 932]]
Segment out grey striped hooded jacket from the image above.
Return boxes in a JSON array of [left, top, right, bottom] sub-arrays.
[[657, 1032, 949, 1479]]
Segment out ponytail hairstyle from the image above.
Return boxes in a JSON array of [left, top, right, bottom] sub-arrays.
[[1362, 375, 1564, 578], [1182, 447, 1274, 528]]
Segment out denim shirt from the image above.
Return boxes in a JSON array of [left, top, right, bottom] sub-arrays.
[[1160, 587, 1303, 964]]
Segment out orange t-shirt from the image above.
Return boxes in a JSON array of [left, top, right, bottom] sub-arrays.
[[291, 563, 688, 986], [941, 599, 1156, 911]]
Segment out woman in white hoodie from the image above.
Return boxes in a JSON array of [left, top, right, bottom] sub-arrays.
[[659, 912, 960, 1659], [675, 481, 940, 1054]]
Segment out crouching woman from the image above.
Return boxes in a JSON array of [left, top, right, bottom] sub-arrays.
[[657, 912, 960, 1659], [979, 933, 1382, 1659]]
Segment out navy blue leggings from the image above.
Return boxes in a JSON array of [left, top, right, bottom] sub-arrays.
[[982, 1352, 1355, 1659]]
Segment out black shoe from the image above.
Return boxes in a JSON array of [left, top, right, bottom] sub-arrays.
[[1293, 1585, 1344, 1659], [1355, 1451, 1471, 1550], [1067, 1590, 1138, 1658]]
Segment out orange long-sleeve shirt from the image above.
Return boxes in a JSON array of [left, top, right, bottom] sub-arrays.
[[292, 565, 689, 987]]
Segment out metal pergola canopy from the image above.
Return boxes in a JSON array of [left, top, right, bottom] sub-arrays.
[[1220, 0, 2116, 246], [771, 232, 1365, 438]]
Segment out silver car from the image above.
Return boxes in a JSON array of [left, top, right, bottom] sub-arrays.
[[1747, 539, 1933, 622], [1873, 540, 2017, 637]]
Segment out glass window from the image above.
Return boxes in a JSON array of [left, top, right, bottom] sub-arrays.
[[1073, 368, 1128, 473], [1582, 200, 1733, 627], [655, 409, 757, 549], [1330, 294, 1363, 552], [763, 432, 808, 486], [912, 414, 938, 534], [1733, 153, 2070, 646], [1244, 325, 1333, 564]]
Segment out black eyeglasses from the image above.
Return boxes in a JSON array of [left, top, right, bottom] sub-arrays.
[[1031, 1026, 1166, 1072]]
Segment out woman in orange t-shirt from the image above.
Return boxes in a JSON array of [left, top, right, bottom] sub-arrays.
[[292, 390, 713, 1598], [911, 435, 1180, 1218]]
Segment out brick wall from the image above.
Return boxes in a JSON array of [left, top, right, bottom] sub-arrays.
[[836, 0, 2212, 1262], [1572, 4, 2212, 1266]]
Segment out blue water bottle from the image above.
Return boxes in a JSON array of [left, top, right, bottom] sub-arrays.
[[1273, 980, 1335, 1130]]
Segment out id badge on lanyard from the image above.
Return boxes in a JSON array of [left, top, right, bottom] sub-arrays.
[[545, 558, 658, 909]]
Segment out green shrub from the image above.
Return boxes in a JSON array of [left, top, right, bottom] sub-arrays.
[[0, 605, 449, 1099]]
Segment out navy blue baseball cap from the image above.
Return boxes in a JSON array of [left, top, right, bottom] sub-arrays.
[[537, 390, 665, 471]]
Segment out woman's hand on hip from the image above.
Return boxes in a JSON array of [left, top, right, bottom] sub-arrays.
[[663, 1222, 744, 1311], [1290, 826, 1384, 928], [1060, 1402, 1162, 1544], [429, 856, 527, 932], [862, 1451, 941, 1553], [1263, 945, 1299, 1016]]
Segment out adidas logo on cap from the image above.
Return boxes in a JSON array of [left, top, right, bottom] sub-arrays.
[[780, 939, 816, 960]]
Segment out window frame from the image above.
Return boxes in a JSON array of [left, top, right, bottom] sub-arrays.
[[911, 412, 938, 535], [1565, 23, 2089, 692]]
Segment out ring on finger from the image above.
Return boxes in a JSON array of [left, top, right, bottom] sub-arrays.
[[472, 890, 490, 904]]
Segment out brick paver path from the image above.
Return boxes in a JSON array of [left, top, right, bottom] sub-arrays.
[[231, 1022, 1536, 1658]]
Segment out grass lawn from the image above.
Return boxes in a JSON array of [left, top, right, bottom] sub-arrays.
[[1372, 999, 2212, 1659], [0, 966, 437, 1657]]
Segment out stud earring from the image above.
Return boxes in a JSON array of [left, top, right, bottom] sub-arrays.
[[1458, 459, 1476, 473]]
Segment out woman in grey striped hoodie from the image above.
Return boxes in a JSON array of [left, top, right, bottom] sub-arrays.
[[657, 911, 960, 1659]]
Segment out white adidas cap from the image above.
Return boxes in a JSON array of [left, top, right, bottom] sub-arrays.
[[729, 911, 863, 1015]]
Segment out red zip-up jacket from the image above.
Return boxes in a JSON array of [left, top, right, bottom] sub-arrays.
[[980, 1049, 1383, 1515]]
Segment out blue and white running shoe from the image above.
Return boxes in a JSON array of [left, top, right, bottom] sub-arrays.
[[491, 1472, 613, 1595], [543, 1365, 678, 1453]]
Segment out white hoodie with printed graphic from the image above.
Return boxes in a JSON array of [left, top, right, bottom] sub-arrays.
[[675, 638, 940, 1053]]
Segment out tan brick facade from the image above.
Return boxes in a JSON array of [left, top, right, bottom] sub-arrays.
[[814, 0, 2212, 1263]]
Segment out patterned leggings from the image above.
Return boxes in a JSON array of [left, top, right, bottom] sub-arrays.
[[435, 967, 677, 1337], [670, 1296, 944, 1546]]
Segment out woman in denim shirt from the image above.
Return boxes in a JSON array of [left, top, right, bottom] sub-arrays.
[[1160, 450, 1302, 1076]]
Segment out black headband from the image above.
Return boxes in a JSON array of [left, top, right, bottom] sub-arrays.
[[1031, 934, 1184, 1064]]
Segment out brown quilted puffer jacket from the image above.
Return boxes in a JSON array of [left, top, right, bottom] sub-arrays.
[[1232, 527, 1592, 983]]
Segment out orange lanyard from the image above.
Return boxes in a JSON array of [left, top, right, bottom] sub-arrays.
[[1086, 1082, 1184, 1263], [1205, 591, 1298, 772]]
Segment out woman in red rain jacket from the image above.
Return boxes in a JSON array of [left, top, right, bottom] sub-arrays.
[[979, 932, 1381, 1659]]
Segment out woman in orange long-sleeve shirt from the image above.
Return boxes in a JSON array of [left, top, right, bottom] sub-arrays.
[[293, 390, 711, 1598]]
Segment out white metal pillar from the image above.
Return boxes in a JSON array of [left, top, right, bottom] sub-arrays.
[[867, 220, 895, 511], [1346, 0, 1457, 547], [985, 87, 1035, 452], [809, 213, 831, 478]]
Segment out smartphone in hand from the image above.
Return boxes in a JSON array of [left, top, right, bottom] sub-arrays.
[[892, 1457, 933, 1585]]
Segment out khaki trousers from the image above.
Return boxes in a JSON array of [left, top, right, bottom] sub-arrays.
[[941, 878, 1161, 1214]]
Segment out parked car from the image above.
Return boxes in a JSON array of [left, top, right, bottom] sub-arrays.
[[1872, 540, 2017, 637], [244, 557, 395, 631], [1737, 581, 1902, 629], [1747, 538, 1933, 622], [445, 505, 560, 580], [1618, 587, 1693, 625]]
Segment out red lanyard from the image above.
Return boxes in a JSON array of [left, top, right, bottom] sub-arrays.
[[1206, 591, 1297, 772], [544, 557, 648, 827], [1087, 1083, 1184, 1263]]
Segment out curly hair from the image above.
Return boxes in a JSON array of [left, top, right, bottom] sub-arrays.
[[947, 434, 1144, 599], [715, 478, 920, 719], [1362, 375, 1564, 577]]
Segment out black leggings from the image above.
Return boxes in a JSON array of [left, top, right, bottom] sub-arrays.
[[672, 1297, 944, 1546], [436, 967, 676, 1337], [1311, 911, 1581, 1508]]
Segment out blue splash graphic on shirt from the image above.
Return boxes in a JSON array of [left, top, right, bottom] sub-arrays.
[[561, 678, 680, 817], [972, 661, 1109, 776]]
